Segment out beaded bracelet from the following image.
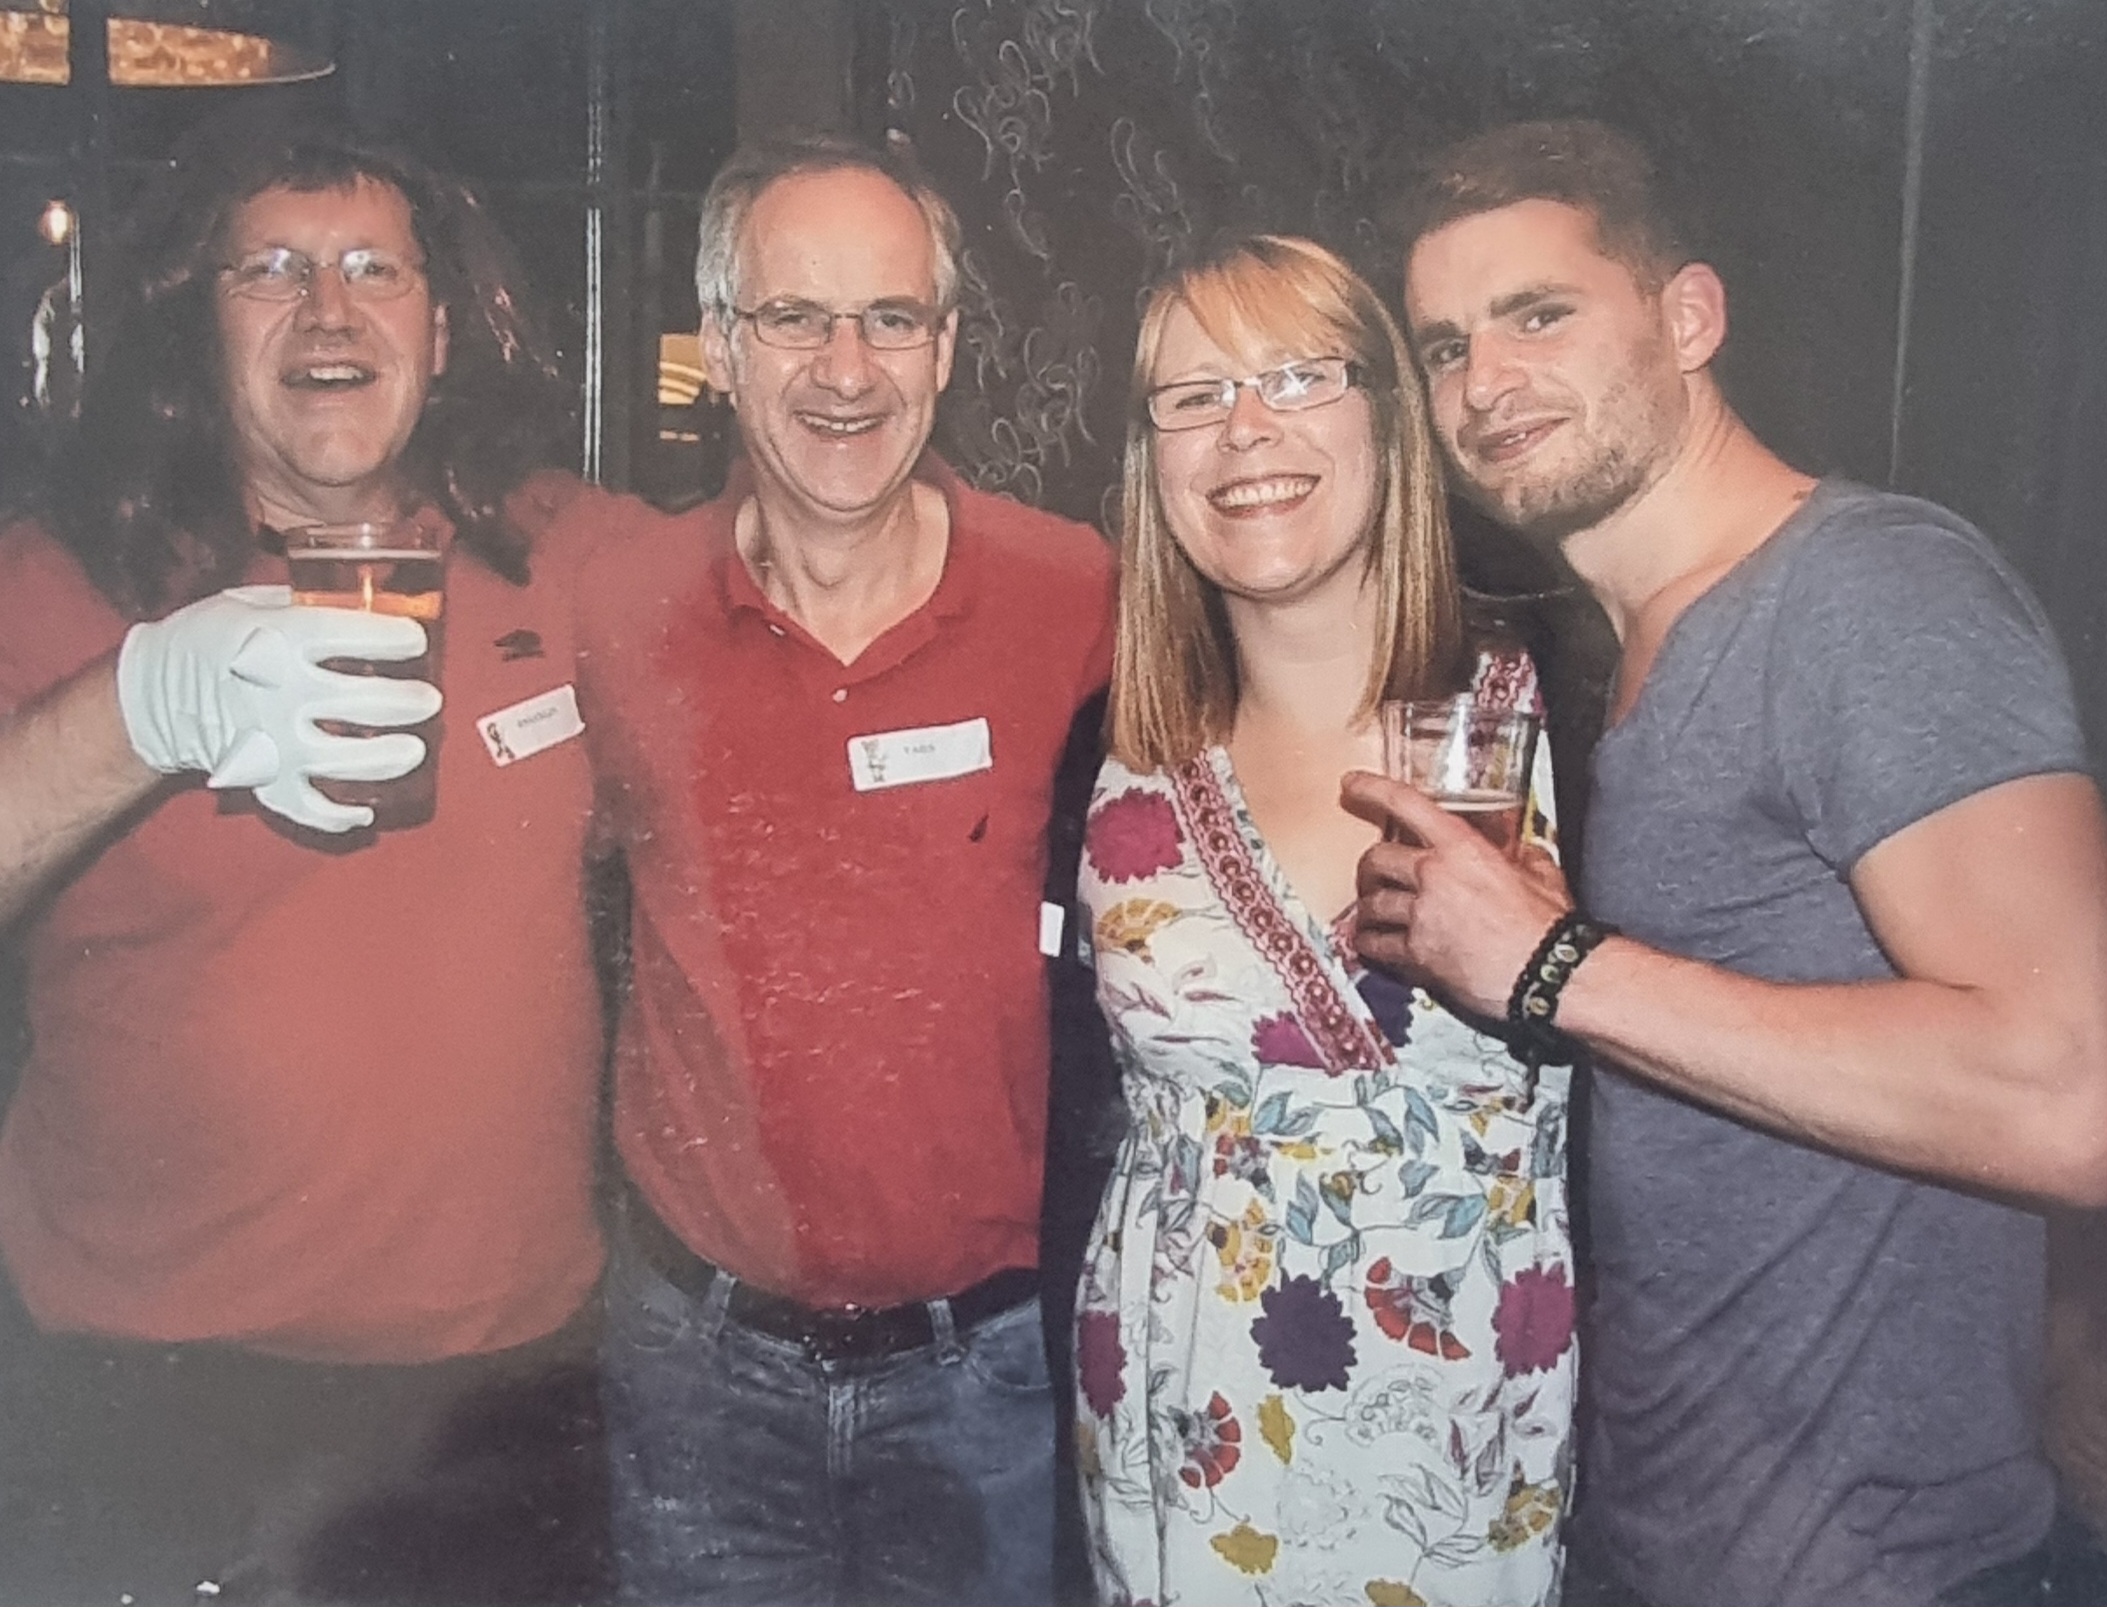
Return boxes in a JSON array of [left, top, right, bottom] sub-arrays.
[[1506, 910, 1619, 1070]]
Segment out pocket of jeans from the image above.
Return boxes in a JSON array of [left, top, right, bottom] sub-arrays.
[[957, 1299, 1052, 1396]]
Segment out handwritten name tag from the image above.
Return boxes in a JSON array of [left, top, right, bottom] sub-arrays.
[[847, 717, 992, 793], [477, 684, 584, 768]]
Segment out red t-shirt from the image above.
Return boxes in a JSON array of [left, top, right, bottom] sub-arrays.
[[573, 458, 1114, 1308], [0, 479, 607, 1363]]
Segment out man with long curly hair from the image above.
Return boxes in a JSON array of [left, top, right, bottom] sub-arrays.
[[0, 106, 612, 1602]]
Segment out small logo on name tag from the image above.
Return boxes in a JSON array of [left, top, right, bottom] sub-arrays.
[[477, 684, 584, 768], [847, 716, 992, 793]]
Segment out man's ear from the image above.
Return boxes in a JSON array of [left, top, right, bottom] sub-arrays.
[[700, 315, 736, 404], [1662, 261, 1727, 373], [934, 306, 958, 394], [430, 303, 449, 379]]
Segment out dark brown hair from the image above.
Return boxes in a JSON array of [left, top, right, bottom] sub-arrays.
[[1391, 118, 1692, 290]]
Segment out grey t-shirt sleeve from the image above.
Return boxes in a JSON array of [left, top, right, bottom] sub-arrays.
[[1766, 495, 2090, 873]]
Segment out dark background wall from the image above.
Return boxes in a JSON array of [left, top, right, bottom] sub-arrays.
[[830, 0, 2107, 827]]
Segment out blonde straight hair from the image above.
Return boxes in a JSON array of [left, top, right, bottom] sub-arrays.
[[1109, 234, 1465, 772]]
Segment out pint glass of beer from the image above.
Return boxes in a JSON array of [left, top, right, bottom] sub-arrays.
[[1380, 694, 1538, 856], [284, 519, 444, 830]]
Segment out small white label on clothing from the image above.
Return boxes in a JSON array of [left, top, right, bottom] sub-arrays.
[[477, 684, 584, 768], [846, 716, 992, 792], [1039, 901, 1066, 958]]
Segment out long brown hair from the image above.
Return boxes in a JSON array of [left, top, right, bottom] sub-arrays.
[[1109, 234, 1464, 771]]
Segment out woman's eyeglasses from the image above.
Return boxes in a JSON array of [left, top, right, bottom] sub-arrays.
[[1145, 356, 1363, 432]]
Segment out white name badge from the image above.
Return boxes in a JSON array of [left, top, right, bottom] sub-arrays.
[[1038, 901, 1066, 958], [477, 684, 584, 768], [847, 716, 992, 793]]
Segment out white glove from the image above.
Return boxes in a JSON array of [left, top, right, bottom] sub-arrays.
[[115, 584, 443, 834]]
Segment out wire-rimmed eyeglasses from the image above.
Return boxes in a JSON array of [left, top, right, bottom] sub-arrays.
[[218, 246, 427, 303], [1146, 356, 1364, 432], [734, 297, 946, 351]]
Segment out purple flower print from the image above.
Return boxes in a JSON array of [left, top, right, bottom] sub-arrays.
[[1086, 789, 1183, 883], [1076, 1309, 1127, 1417], [1493, 1264, 1575, 1378], [1250, 1274, 1358, 1392], [1251, 1013, 1325, 1069]]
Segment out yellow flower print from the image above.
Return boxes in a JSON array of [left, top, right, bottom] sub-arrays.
[[1486, 1174, 1536, 1232], [1074, 1419, 1102, 1482], [1487, 1472, 1563, 1552], [1208, 1200, 1275, 1301], [1095, 897, 1182, 962], [1210, 1522, 1279, 1575], [1365, 1583, 1428, 1607], [1257, 1393, 1294, 1464]]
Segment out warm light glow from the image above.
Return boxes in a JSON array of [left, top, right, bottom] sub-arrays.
[[0, 3, 330, 86], [659, 332, 705, 408], [37, 197, 72, 245]]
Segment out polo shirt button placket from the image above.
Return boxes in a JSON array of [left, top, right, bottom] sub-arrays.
[[832, 688, 847, 703]]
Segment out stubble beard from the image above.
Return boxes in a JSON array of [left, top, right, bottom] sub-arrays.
[[1457, 347, 1684, 545]]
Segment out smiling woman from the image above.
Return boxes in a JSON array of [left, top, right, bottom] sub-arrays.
[[1073, 234, 1574, 1607]]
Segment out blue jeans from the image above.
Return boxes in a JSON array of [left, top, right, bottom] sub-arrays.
[[602, 1236, 1057, 1606]]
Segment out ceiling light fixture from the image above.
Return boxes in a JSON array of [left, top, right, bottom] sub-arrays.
[[0, 0, 330, 87]]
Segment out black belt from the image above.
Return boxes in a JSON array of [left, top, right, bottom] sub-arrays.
[[621, 1184, 1038, 1364]]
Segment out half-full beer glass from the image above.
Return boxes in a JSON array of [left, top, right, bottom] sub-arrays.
[[284, 519, 444, 830], [1380, 694, 1538, 856]]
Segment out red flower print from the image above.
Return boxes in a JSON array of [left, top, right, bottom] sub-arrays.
[[1472, 647, 1542, 715], [1076, 1309, 1127, 1418], [1365, 1258, 1473, 1360], [1493, 1263, 1575, 1378], [1086, 788, 1184, 883], [1251, 1013, 1325, 1069], [1177, 1391, 1243, 1489]]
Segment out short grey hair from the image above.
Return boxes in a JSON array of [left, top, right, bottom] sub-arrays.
[[694, 133, 964, 328]]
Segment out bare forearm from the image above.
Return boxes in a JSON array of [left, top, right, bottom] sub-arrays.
[[0, 659, 161, 928], [1347, 769, 2107, 1209], [1558, 938, 2107, 1203]]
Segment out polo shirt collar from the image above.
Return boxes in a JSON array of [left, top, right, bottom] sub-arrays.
[[715, 450, 980, 627]]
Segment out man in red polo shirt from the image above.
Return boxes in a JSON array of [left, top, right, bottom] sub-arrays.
[[0, 112, 609, 1601], [574, 134, 1114, 1605]]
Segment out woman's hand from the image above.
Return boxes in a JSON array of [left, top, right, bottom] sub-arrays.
[[1342, 769, 1572, 1018]]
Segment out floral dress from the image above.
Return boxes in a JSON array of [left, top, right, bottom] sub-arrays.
[[1074, 665, 1574, 1607]]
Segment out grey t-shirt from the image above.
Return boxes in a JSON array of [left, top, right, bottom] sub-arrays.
[[1577, 481, 2089, 1606]]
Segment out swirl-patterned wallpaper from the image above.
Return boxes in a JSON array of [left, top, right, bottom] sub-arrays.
[[883, 0, 1916, 540]]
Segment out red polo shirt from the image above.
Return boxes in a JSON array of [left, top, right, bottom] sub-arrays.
[[573, 458, 1113, 1309], [0, 480, 606, 1362]]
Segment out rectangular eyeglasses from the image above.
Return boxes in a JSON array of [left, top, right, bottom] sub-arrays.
[[218, 246, 426, 303], [735, 298, 945, 351], [1146, 356, 1363, 432]]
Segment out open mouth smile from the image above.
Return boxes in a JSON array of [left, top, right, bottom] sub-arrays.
[[283, 361, 377, 393], [1207, 474, 1319, 514], [797, 411, 884, 438]]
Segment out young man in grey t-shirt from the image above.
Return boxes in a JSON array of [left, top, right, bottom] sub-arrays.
[[1347, 119, 2107, 1606]]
